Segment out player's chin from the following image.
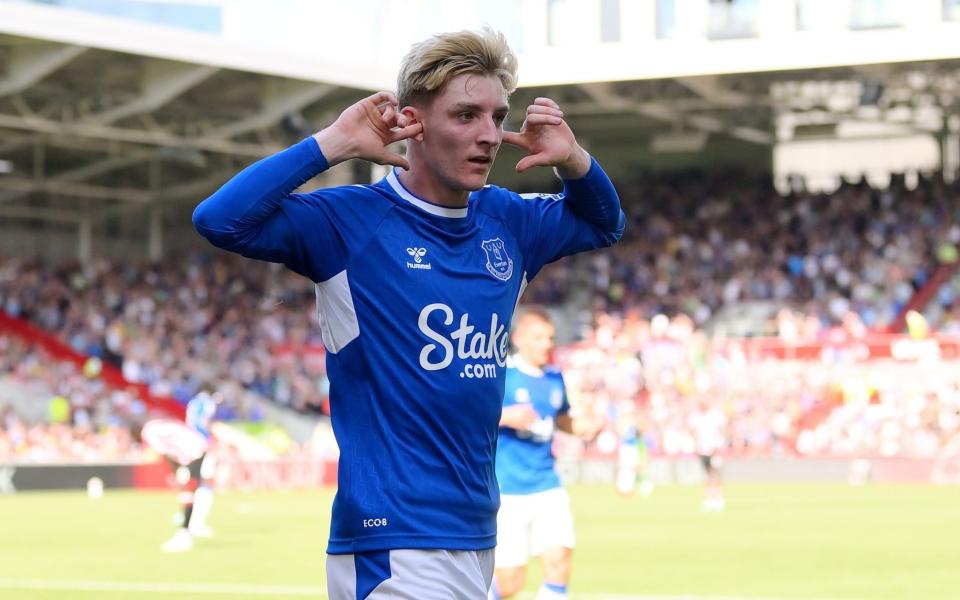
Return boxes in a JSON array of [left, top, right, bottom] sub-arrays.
[[460, 172, 490, 191]]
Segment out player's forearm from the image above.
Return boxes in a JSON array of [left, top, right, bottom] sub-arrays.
[[499, 414, 525, 430], [560, 157, 625, 240], [555, 413, 574, 434], [500, 407, 535, 430], [192, 138, 329, 247]]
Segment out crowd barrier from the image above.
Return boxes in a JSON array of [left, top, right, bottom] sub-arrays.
[[714, 333, 960, 362], [561, 455, 960, 486], [0, 457, 338, 494], [3, 454, 957, 494]]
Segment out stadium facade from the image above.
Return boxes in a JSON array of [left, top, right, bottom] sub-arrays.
[[0, 0, 958, 259]]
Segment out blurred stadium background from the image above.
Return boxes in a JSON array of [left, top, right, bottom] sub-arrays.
[[1, 0, 960, 598]]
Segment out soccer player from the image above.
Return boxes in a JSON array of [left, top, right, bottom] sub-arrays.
[[193, 28, 623, 597], [615, 419, 641, 497], [491, 308, 601, 600], [689, 399, 727, 512], [162, 387, 218, 553]]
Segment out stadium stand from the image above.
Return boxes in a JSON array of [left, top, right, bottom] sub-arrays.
[[0, 332, 149, 461], [2, 0, 960, 480], [4, 170, 960, 463], [544, 171, 960, 335], [556, 311, 960, 461], [0, 254, 326, 416]]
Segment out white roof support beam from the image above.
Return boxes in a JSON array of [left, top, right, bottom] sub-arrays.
[[0, 205, 83, 223], [159, 170, 234, 200], [0, 112, 282, 156], [0, 152, 153, 205], [578, 82, 774, 145], [84, 60, 218, 125], [91, 169, 237, 223], [675, 76, 753, 108], [0, 176, 151, 203], [52, 153, 148, 183], [77, 217, 92, 262], [0, 164, 234, 224], [212, 80, 336, 139], [0, 132, 40, 155], [0, 42, 86, 98]]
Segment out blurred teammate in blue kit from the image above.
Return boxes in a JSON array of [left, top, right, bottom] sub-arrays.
[[162, 387, 218, 553], [490, 308, 603, 600], [193, 27, 623, 598]]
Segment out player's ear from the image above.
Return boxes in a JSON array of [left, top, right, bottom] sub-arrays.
[[400, 106, 425, 142]]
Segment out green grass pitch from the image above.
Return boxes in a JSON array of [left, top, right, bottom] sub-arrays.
[[0, 483, 958, 599]]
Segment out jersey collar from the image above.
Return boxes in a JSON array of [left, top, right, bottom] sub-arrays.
[[511, 354, 545, 377], [387, 168, 469, 219]]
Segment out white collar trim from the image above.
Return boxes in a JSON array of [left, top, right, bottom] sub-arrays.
[[511, 354, 545, 377], [387, 169, 469, 218]]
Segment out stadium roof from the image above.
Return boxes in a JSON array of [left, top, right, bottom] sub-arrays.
[[1, 0, 959, 250]]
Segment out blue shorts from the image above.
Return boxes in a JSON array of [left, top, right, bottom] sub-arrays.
[[327, 548, 495, 599]]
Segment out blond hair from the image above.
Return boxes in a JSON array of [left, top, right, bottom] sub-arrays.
[[397, 27, 518, 107]]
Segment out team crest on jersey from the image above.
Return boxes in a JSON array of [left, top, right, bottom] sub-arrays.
[[481, 238, 513, 281]]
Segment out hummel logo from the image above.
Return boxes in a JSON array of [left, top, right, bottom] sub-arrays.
[[406, 247, 427, 263], [406, 247, 432, 271]]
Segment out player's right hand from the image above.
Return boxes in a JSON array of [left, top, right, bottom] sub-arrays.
[[500, 404, 539, 431], [313, 91, 423, 170], [574, 415, 605, 442]]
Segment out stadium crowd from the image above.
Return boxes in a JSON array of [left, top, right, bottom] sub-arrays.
[[0, 254, 326, 416], [0, 333, 146, 462], [3, 173, 960, 462], [556, 310, 960, 460], [530, 172, 960, 333]]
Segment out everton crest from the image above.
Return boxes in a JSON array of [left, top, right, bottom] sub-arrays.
[[481, 237, 513, 282]]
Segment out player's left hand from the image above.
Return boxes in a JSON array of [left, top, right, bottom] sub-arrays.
[[502, 97, 591, 178]]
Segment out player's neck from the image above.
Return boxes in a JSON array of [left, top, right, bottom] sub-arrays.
[[397, 167, 469, 209]]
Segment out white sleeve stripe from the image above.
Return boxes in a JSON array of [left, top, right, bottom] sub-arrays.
[[512, 272, 528, 317], [314, 271, 360, 354]]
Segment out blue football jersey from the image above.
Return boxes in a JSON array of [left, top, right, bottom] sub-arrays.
[[186, 392, 217, 441], [193, 137, 624, 554], [496, 357, 570, 495]]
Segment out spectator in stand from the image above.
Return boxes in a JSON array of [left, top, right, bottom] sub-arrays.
[[4, 169, 960, 467], [0, 255, 324, 416], [536, 171, 960, 334], [550, 308, 960, 468], [0, 334, 148, 462]]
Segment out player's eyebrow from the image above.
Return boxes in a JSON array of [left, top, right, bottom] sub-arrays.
[[450, 102, 510, 114]]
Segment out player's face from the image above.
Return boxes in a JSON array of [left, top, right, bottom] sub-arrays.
[[514, 316, 555, 369], [415, 73, 508, 194]]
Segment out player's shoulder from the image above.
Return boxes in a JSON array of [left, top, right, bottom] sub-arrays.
[[543, 365, 564, 377], [471, 184, 513, 217], [294, 182, 394, 214], [543, 365, 565, 383], [505, 358, 528, 380], [507, 357, 563, 382], [473, 184, 559, 220]]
